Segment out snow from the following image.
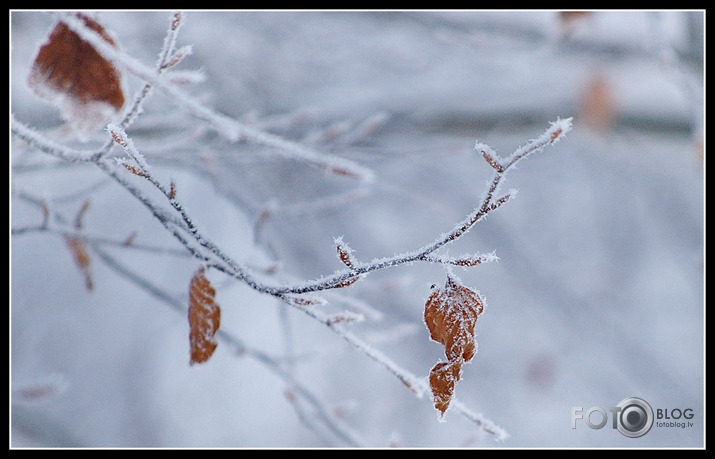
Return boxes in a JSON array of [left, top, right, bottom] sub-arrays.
[[11, 10, 703, 448]]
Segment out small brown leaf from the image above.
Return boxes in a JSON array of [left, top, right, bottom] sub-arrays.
[[579, 72, 615, 132], [424, 275, 485, 415], [27, 13, 125, 135], [424, 276, 483, 362], [429, 360, 462, 416], [64, 236, 93, 291], [188, 267, 221, 365]]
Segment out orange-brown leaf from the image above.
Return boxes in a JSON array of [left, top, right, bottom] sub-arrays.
[[429, 360, 463, 416], [424, 276, 483, 362], [580, 72, 615, 132], [188, 267, 221, 365], [424, 275, 484, 415], [27, 13, 125, 135], [64, 236, 93, 291]]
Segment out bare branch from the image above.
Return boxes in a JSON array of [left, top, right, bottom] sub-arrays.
[[12, 12, 574, 445], [54, 12, 376, 183]]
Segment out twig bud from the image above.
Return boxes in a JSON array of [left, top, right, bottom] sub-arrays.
[[475, 142, 504, 173], [334, 236, 357, 269]]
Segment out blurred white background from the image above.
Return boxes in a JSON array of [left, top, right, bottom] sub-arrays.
[[11, 10, 704, 448]]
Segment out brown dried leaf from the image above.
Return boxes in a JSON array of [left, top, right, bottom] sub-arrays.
[[429, 360, 462, 416], [27, 13, 125, 135], [580, 72, 615, 132], [424, 276, 484, 362], [188, 267, 221, 365], [64, 236, 93, 291], [424, 275, 485, 415]]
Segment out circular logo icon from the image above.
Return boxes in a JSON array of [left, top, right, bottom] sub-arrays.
[[615, 397, 654, 438]]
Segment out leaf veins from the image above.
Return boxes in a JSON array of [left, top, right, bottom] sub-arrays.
[[188, 266, 221, 365], [424, 274, 484, 416]]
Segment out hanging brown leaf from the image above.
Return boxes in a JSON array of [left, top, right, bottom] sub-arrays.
[[27, 13, 125, 136], [429, 360, 462, 416], [188, 267, 221, 365], [64, 236, 93, 291], [579, 71, 615, 132], [424, 275, 485, 416], [424, 276, 484, 362]]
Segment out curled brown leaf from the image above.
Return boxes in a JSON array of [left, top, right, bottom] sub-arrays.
[[424, 275, 484, 415], [429, 360, 462, 416], [64, 236, 93, 291], [188, 267, 221, 365]]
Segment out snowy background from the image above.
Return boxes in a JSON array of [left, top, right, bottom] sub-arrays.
[[11, 11, 704, 448]]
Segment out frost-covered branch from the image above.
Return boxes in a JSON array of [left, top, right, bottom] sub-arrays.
[[114, 12, 194, 134], [259, 118, 571, 295], [12, 11, 575, 446], [278, 288, 508, 439], [11, 115, 571, 299], [90, 244, 366, 448], [54, 12, 376, 182], [11, 114, 101, 163], [14, 188, 365, 446]]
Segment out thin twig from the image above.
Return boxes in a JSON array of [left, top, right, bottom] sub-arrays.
[[12, 11, 574, 444], [54, 12, 376, 183], [90, 245, 365, 447]]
